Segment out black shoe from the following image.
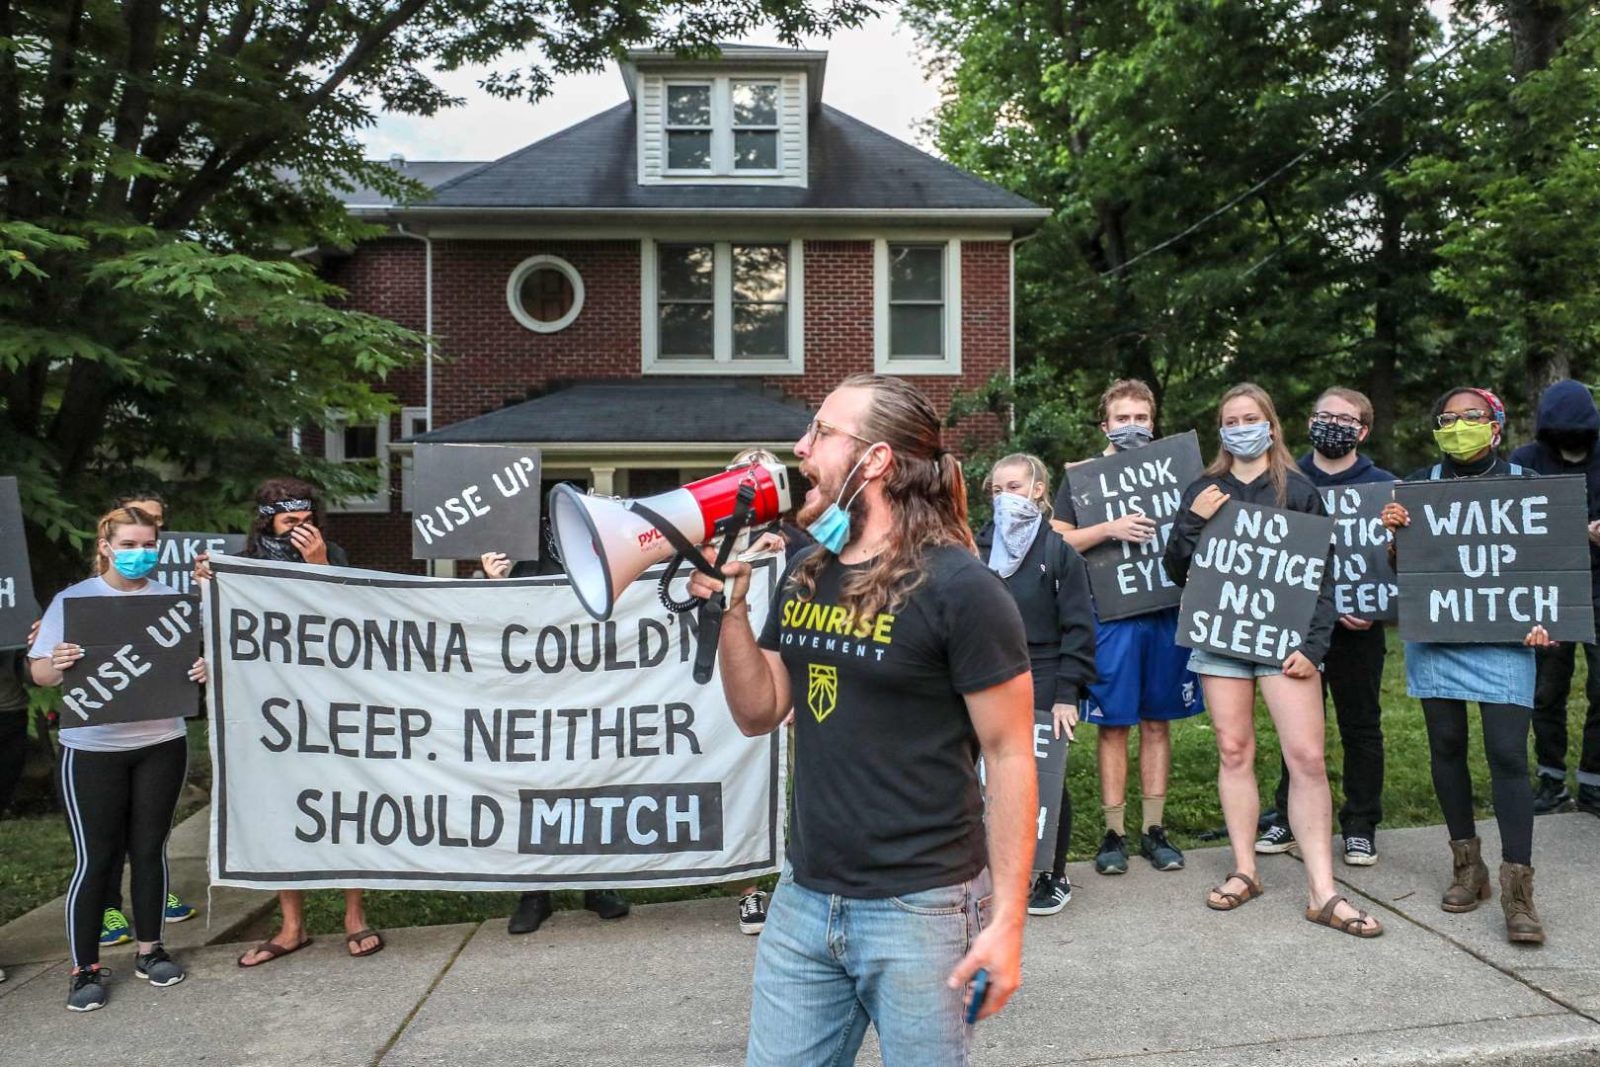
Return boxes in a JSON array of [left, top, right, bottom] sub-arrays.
[[507, 891, 552, 935], [1095, 830, 1128, 875], [66, 966, 108, 1013], [1343, 834, 1378, 867], [1578, 784, 1600, 817], [1533, 775, 1575, 815], [583, 889, 630, 920], [1027, 872, 1072, 915], [1255, 823, 1296, 854], [737, 891, 768, 934], [1140, 826, 1185, 871]]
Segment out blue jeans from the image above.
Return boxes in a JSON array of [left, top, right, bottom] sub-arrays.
[[746, 864, 992, 1067]]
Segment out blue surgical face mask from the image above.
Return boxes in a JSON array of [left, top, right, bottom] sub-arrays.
[[111, 547, 159, 580], [806, 445, 883, 554], [1220, 421, 1273, 460], [1107, 424, 1155, 451]]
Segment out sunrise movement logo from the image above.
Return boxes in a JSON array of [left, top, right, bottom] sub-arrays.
[[807, 663, 838, 723]]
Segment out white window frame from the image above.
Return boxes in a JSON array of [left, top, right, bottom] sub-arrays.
[[397, 406, 430, 512], [324, 410, 391, 513], [729, 79, 782, 174], [874, 238, 962, 376], [662, 77, 784, 177], [506, 254, 584, 334], [641, 238, 805, 375]]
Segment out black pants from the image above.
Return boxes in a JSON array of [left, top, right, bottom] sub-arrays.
[[1420, 699, 1534, 865], [1273, 624, 1387, 837], [1049, 742, 1073, 880], [59, 737, 187, 968], [1531, 641, 1600, 786], [0, 709, 27, 815]]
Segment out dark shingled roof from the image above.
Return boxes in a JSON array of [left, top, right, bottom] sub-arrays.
[[337, 161, 488, 207], [408, 380, 813, 445], [361, 104, 1040, 216]]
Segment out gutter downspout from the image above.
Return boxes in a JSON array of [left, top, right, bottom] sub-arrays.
[[394, 223, 435, 432], [1009, 230, 1040, 437]]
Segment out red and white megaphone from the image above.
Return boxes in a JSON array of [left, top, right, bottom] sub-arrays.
[[548, 462, 791, 621]]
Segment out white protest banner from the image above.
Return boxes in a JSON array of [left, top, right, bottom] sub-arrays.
[[204, 554, 784, 891]]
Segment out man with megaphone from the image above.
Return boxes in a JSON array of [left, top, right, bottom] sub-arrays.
[[686, 374, 1036, 1067]]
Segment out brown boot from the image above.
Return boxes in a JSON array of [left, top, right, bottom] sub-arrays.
[[1500, 862, 1546, 944], [1441, 837, 1491, 912]]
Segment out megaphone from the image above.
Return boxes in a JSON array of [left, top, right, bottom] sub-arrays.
[[548, 462, 791, 622]]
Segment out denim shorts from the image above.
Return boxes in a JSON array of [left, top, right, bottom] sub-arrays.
[[1187, 648, 1283, 680]]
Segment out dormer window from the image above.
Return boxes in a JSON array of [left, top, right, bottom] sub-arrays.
[[662, 77, 783, 175]]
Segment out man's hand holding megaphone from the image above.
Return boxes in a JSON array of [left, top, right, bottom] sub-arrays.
[[685, 551, 753, 615]]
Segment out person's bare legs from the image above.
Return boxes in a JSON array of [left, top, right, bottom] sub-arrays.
[[344, 889, 380, 955], [1098, 725, 1130, 814], [237, 890, 308, 965], [1259, 673, 1375, 929], [1203, 676, 1260, 905], [1139, 719, 1171, 823]]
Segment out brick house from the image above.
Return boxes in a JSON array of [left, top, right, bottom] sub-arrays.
[[316, 44, 1048, 572]]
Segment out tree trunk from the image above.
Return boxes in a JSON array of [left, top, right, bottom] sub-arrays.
[[1366, 1, 1417, 463]]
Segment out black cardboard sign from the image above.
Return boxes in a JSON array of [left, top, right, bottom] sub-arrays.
[[156, 532, 246, 594], [1030, 707, 1068, 872], [1394, 474, 1595, 644], [1177, 502, 1335, 667], [1065, 432, 1205, 621], [0, 476, 40, 649], [1320, 482, 1398, 622], [411, 444, 542, 560], [62, 595, 202, 726]]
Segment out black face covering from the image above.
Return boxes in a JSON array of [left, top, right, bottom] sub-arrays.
[[1539, 427, 1598, 458], [255, 533, 304, 562], [1309, 419, 1361, 459]]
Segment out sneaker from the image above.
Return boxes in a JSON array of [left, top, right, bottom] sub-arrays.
[[737, 891, 768, 934], [134, 943, 185, 987], [1140, 826, 1186, 871], [1533, 775, 1574, 815], [507, 891, 552, 935], [1578, 784, 1600, 817], [163, 893, 197, 923], [66, 966, 108, 1012], [1255, 823, 1297, 854], [99, 907, 132, 947], [1343, 834, 1378, 866], [1027, 872, 1072, 915], [583, 889, 630, 920], [1095, 830, 1129, 875]]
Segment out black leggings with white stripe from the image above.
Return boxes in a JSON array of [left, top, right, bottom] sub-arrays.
[[60, 736, 187, 968]]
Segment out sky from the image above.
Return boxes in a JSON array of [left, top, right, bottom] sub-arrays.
[[361, 13, 942, 165]]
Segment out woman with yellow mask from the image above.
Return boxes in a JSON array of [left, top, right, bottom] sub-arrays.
[[1382, 387, 1556, 945]]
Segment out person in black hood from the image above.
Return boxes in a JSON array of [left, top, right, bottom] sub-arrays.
[[1164, 383, 1379, 938], [977, 453, 1097, 917], [1509, 378, 1600, 818]]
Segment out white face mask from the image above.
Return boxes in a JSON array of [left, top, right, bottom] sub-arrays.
[[987, 492, 1042, 578]]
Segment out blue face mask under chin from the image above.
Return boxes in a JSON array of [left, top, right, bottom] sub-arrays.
[[111, 547, 159, 580], [806, 446, 882, 554]]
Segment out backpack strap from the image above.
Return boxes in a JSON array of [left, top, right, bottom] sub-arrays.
[[1430, 463, 1443, 481]]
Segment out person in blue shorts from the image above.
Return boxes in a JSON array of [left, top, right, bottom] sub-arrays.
[[1051, 379, 1203, 876]]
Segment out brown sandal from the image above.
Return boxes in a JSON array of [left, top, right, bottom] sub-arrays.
[[345, 929, 385, 958], [1206, 871, 1263, 911], [1305, 895, 1383, 938], [237, 936, 313, 967]]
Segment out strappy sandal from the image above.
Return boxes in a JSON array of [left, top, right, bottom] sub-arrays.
[[237, 936, 313, 967], [1305, 894, 1383, 938], [345, 929, 385, 958], [1206, 871, 1264, 911]]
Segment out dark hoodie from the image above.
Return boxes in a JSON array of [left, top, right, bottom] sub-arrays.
[[1509, 378, 1600, 603], [1295, 452, 1397, 488], [974, 521, 1098, 708]]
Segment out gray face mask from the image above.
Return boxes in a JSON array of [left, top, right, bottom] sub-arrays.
[[1107, 424, 1155, 451], [1220, 422, 1273, 459]]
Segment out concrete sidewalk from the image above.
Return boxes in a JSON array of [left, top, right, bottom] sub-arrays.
[[2, 814, 1597, 1066]]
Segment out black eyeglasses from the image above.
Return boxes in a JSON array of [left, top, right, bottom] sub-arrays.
[[1436, 410, 1492, 428], [1311, 411, 1365, 429]]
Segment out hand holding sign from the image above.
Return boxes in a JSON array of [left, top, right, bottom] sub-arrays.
[[1107, 513, 1158, 544], [1191, 485, 1232, 521]]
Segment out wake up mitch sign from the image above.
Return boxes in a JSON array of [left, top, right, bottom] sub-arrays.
[[1394, 474, 1595, 644]]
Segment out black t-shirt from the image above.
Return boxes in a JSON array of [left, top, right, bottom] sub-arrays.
[[758, 544, 1030, 897]]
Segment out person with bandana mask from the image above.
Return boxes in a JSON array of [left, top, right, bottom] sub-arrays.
[[28, 507, 208, 1011], [1509, 379, 1600, 819], [686, 374, 1035, 1063], [1256, 389, 1398, 867], [226, 479, 387, 967], [1164, 384, 1381, 938], [976, 454, 1097, 917], [1050, 379, 1202, 880], [1383, 386, 1557, 945]]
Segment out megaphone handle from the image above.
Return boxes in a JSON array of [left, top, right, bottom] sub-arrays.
[[692, 596, 724, 685]]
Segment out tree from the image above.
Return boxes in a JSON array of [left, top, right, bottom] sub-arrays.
[[0, 0, 872, 585]]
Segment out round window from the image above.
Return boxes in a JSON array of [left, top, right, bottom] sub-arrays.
[[507, 255, 584, 333]]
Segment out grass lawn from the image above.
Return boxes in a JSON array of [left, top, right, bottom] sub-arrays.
[[2, 631, 1593, 935]]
